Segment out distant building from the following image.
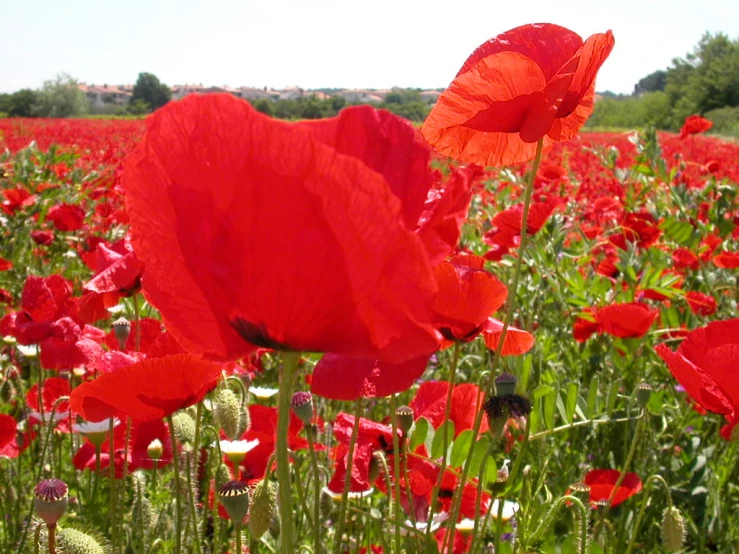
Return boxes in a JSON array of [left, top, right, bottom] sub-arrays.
[[239, 87, 282, 101], [420, 90, 442, 103], [79, 84, 132, 107], [333, 89, 384, 103]]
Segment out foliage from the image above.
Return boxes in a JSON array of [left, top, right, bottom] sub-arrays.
[[379, 88, 430, 122], [633, 69, 667, 94], [131, 72, 172, 112], [0, 89, 39, 117], [32, 74, 88, 118], [704, 105, 739, 138]]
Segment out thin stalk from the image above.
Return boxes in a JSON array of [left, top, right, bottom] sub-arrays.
[[332, 398, 363, 554], [593, 415, 645, 541], [132, 293, 141, 353], [446, 137, 544, 553], [47, 525, 56, 554], [185, 449, 202, 554], [388, 395, 404, 553], [167, 414, 183, 554], [426, 342, 461, 535], [624, 475, 672, 554], [275, 351, 300, 554], [306, 425, 322, 550], [235, 522, 242, 554], [108, 417, 117, 554]]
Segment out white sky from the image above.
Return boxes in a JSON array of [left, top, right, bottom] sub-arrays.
[[1, 0, 737, 94]]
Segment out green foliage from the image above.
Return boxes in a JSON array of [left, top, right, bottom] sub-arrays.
[[378, 88, 430, 122], [0, 89, 39, 117], [131, 72, 171, 112], [704, 105, 739, 138], [590, 32, 739, 132], [31, 74, 88, 118]]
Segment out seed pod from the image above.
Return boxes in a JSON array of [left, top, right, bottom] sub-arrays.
[[661, 506, 686, 552], [112, 317, 131, 350], [218, 480, 250, 523], [249, 479, 277, 539], [34, 479, 68, 527], [495, 373, 518, 396], [291, 391, 314, 427], [395, 406, 414, 435], [636, 383, 652, 409]]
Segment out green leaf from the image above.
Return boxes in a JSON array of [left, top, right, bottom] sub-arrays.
[[533, 384, 554, 401], [607, 379, 622, 416], [430, 421, 455, 459], [450, 430, 474, 468], [586, 376, 600, 417], [565, 382, 579, 424], [544, 384, 558, 429], [410, 417, 429, 451]]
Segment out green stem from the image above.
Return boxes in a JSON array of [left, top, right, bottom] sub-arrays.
[[108, 417, 117, 554], [593, 415, 645, 541], [388, 395, 404, 554], [306, 426, 322, 551], [276, 351, 300, 554], [185, 448, 202, 554], [132, 293, 141, 353], [167, 414, 182, 554], [47, 525, 56, 554], [426, 342, 460, 535], [333, 398, 363, 554], [235, 522, 242, 554], [624, 475, 672, 554], [446, 137, 544, 553], [470, 445, 493, 552]]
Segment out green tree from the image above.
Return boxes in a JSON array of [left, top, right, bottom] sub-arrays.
[[0, 89, 39, 117], [33, 74, 88, 118], [131, 72, 171, 112], [634, 70, 667, 94]]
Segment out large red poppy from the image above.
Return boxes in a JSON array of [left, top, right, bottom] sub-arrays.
[[123, 94, 446, 363], [655, 319, 739, 438], [70, 353, 222, 422], [422, 23, 614, 166], [584, 469, 642, 507], [679, 115, 712, 139]]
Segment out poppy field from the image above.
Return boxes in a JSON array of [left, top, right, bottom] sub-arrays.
[[2, 23, 739, 554]]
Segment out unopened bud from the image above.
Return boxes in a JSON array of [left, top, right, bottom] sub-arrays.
[[661, 506, 686, 552], [171, 412, 195, 444], [147, 439, 163, 461], [395, 405, 414, 435], [112, 317, 131, 350], [214, 388, 244, 440], [368, 451, 386, 483], [249, 479, 277, 539], [291, 391, 314, 427]]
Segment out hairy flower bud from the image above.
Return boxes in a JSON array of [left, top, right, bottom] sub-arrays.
[[171, 412, 196, 444], [661, 506, 686, 552], [249, 479, 277, 539], [214, 388, 245, 440], [57, 527, 106, 554], [112, 317, 131, 350]]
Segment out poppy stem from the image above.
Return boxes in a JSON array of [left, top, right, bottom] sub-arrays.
[[624, 475, 672, 554], [333, 397, 363, 554], [108, 416, 118, 554], [387, 395, 404, 553], [275, 351, 300, 554], [305, 425, 322, 550], [166, 414, 182, 554], [593, 415, 645, 541], [446, 137, 544, 553], [426, 342, 461, 536], [132, 293, 141, 353]]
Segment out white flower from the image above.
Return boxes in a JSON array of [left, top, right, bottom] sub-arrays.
[[249, 386, 279, 399], [73, 418, 119, 434], [488, 499, 520, 521], [400, 512, 448, 536], [218, 439, 260, 455], [321, 486, 374, 501]]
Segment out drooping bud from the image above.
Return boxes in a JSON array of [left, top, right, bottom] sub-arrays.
[[661, 506, 686, 552], [214, 388, 245, 440], [249, 479, 277, 539], [218, 480, 251, 523], [112, 317, 131, 350], [495, 373, 518, 396], [368, 451, 387, 483], [395, 405, 414, 435], [34, 479, 68, 526], [636, 383, 652, 410], [291, 391, 314, 427]]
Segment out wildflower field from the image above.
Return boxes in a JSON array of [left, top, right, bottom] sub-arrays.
[[2, 24, 739, 554]]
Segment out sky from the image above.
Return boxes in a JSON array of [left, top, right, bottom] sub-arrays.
[[1, 0, 738, 95]]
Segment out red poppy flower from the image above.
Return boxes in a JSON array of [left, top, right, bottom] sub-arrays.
[[672, 248, 700, 272], [1, 187, 36, 215], [713, 251, 739, 269], [421, 23, 614, 166], [30, 230, 55, 246], [73, 422, 129, 478], [0, 258, 12, 271], [655, 319, 739, 437], [686, 291, 717, 316], [39, 317, 103, 371], [432, 255, 507, 344], [410, 381, 490, 436], [129, 419, 173, 470], [584, 469, 642, 507], [492, 202, 555, 236], [123, 94, 443, 363], [679, 115, 712, 139], [70, 353, 222, 422], [310, 353, 431, 401], [482, 318, 535, 355], [596, 303, 658, 339], [46, 203, 86, 231], [27, 377, 70, 413], [0, 414, 17, 451]]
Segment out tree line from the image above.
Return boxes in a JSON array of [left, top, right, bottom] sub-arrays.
[[587, 32, 739, 136]]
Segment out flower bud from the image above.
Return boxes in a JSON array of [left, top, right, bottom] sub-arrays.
[[58, 527, 106, 554], [171, 412, 196, 444], [395, 405, 414, 435], [147, 439, 164, 462], [291, 391, 314, 427], [249, 479, 277, 539], [112, 317, 131, 350], [218, 480, 250, 523], [661, 506, 686, 552], [368, 451, 387, 483], [34, 479, 68, 527], [214, 388, 245, 440]]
